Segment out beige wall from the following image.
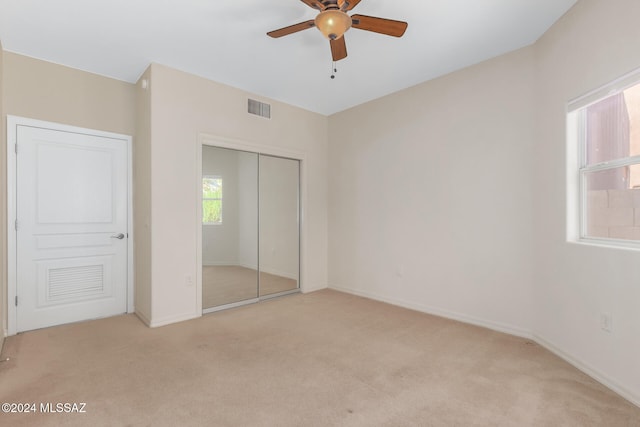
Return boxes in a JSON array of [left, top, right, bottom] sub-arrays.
[[533, 0, 640, 404], [144, 64, 328, 326], [3, 52, 136, 135], [328, 47, 536, 336], [0, 40, 5, 348], [1, 52, 137, 335]]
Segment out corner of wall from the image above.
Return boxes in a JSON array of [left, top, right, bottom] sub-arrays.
[[133, 66, 153, 324]]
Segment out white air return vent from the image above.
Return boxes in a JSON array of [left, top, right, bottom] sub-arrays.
[[248, 99, 271, 119], [48, 265, 105, 301]]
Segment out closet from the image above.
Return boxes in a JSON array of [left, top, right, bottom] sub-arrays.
[[201, 145, 300, 311]]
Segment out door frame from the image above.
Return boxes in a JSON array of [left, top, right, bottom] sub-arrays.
[[197, 133, 307, 313], [6, 116, 134, 336]]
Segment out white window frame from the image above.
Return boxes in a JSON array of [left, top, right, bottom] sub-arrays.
[[202, 175, 223, 225], [567, 68, 640, 251]]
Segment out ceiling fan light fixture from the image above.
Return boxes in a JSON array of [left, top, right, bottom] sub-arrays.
[[315, 10, 352, 40]]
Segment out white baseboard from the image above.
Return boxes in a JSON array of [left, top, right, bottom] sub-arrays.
[[147, 311, 201, 328], [330, 285, 532, 339], [134, 310, 152, 327], [135, 308, 200, 328], [301, 283, 327, 294], [533, 334, 640, 407]]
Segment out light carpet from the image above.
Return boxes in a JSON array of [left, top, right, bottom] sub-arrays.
[[0, 290, 638, 426]]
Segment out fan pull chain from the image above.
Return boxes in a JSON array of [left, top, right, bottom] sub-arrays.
[[330, 61, 338, 79]]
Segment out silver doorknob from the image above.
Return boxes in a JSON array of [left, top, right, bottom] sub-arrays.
[[110, 233, 125, 240]]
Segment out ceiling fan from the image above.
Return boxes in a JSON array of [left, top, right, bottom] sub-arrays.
[[267, 0, 408, 62]]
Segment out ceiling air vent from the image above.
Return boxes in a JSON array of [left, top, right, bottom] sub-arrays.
[[248, 99, 271, 119]]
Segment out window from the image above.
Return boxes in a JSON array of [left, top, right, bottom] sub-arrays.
[[203, 176, 223, 224], [568, 72, 640, 247]]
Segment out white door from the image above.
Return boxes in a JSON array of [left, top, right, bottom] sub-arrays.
[[15, 124, 129, 332]]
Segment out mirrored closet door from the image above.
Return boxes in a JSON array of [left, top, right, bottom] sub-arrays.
[[201, 145, 300, 312], [258, 154, 300, 297], [202, 147, 259, 309]]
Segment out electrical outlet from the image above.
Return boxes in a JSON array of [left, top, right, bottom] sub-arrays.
[[185, 275, 194, 287], [600, 313, 613, 333]]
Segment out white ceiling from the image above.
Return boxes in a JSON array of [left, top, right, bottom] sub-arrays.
[[0, 0, 577, 115]]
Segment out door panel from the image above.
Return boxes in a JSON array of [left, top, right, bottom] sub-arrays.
[[36, 143, 115, 224], [16, 125, 128, 332]]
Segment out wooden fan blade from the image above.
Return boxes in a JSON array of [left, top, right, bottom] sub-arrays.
[[339, 0, 362, 11], [330, 36, 348, 61], [300, 0, 324, 10], [351, 14, 408, 37], [267, 20, 316, 38]]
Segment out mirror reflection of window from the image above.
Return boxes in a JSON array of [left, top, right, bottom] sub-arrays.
[[202, 176, 223, 224], [202, 147, 259, 310]]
